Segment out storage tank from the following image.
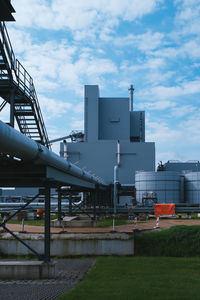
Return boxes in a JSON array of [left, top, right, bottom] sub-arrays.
[[185, 172, 200, 204], [135, 171, 181, 204]]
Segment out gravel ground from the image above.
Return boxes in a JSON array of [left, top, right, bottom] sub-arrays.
[[0, 259, 95, 300], [2, 218, 200, 234]]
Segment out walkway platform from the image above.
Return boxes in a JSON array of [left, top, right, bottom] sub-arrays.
[[0, 261, 56, 279]]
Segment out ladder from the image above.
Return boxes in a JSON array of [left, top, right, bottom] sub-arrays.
[[0, 22, 50, 148]]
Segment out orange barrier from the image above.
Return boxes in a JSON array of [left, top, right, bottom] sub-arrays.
[[37, 209, 44, 219], [154, 203, 175, 217]]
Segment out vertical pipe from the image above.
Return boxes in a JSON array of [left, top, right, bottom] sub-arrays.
[[44, 186, 51, 263], [113, 165, 118, 215], [113, 140, 120, 214], [57, 188, 62, 222], [63, 140, 68, 159], [128, 84, 134, 112], [59, 142, 64, 158], [117, 140, 120, 166]]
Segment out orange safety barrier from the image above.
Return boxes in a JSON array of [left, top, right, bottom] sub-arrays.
[[154, 203, 175, 217], [37, 209, 44, 219]]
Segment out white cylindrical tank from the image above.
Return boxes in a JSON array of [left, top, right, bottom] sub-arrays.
[[185, 172, 200, 204], [135, 171, 181, 204]]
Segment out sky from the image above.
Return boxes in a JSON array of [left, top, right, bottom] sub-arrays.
[[1, 0, 200, 166]]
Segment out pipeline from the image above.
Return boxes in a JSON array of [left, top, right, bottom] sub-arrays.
[[0, 120, 106, 186]]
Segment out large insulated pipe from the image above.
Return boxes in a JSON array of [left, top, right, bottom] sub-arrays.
[[0, 200, 82, 209], [0, 120, 106, 186], [128, 84, 134, 112]]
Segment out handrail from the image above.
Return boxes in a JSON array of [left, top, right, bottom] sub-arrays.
[[0, 22, 50, 148], [0, 22, 15, 74]]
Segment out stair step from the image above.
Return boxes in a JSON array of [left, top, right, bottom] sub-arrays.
[[15, 111, 34, 116], [0, 79, 10, 84], [0, 29, 50, 148], [0, 65, 7, 70], [26, 131, 39, 134], [0, 74, 9, 78]]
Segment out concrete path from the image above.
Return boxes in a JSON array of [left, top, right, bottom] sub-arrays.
[[0, 259, 95, 300]]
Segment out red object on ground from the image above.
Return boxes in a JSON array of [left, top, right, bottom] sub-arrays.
[[37, 209, 44, 218], [154, 204, 175, 217]]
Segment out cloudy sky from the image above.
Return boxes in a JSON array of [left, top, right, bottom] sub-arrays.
[[2, 0, 200, 165]]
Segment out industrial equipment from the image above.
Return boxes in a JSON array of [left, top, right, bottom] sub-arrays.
[[135, 171, 182, 204]]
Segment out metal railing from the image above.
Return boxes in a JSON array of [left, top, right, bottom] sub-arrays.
[[0, 22, 50, 148]]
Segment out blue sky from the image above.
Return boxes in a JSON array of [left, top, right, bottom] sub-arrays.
[[1, 0, 200, 165]]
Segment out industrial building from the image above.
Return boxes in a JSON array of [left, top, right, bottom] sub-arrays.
[[159, 160, 200, 173], [60, 85, 155, 185]]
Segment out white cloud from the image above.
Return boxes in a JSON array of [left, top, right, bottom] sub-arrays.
[[70, 118, 84, 130], [72, 102, 84, 114], [138, 78, 200, 101], [140, 100, 175, 110], [170, 105, 196, 118], [38, 95, 72, 120], [114, 31, 164, 52], [174, 0, 200, 37], [12, 0, 163, 41], [6, 26, 117, 95]]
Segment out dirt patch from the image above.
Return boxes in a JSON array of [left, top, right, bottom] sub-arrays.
[[1, 218, 200, 234]]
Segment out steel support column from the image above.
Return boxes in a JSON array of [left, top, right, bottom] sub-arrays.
[[69, 192, 72, 216], [57, 188, 62, 222], [93, 188, 97, 221], [44, 186, 51, 263], [9, 88, 15, 127]]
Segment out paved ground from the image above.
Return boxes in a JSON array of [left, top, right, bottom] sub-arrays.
[[0, 259, 95, 300], [1, 218, 200, 234]]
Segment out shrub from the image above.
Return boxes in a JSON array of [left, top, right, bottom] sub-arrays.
[[135, 225, 200, 257]]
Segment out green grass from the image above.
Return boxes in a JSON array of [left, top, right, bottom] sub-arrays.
[[135, 225, 200, 257], [0, 215, 57, 226], [98, 218, 129, 227], [57, 257, 200, 300]]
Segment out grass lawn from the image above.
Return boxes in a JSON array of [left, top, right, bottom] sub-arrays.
[[58, 256, 200, 300]]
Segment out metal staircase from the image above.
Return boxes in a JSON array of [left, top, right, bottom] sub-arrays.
[[0, 22, 50, 148]]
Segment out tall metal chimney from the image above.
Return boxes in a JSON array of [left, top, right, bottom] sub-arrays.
[[128, 84, 134, 112]]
